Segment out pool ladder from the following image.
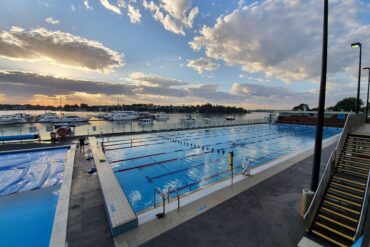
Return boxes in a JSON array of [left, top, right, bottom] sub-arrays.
[[153, 187, 180, 217]]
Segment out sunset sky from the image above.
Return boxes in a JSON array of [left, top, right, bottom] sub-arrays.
[[0, 0, 370, 109]]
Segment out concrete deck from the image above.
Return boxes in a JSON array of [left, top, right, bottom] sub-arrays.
[[140, 144, 336, 247], [89, 137, 138, 236], [66, 142, 114, 247]]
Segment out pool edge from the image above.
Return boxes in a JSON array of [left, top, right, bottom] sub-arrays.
[[89, 137, 138, 237], [49, 145, 76, 247]]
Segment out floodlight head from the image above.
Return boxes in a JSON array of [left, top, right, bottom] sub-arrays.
[[364, 67, 370, 71], [351, 42, 361, 48]]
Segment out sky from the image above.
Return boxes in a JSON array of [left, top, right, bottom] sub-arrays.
[[0, 0, 370, 109]]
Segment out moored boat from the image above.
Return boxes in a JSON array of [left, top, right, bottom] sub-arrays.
[[0, 114, 26, 125]]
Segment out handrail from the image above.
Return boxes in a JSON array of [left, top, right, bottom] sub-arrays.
[[354, 170, 370, 241], [167, 186, 180, 212], [153, 187, 163, 208], [303, 149, 336, 228], [304, 113, 365, 230]]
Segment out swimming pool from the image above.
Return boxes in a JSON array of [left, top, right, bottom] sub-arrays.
[[0, 148, 68, 247], [100, 124, 341, 213]]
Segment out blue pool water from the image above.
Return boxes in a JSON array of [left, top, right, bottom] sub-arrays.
[[100, 124, 341, 213], [0, 148, 68, 247]]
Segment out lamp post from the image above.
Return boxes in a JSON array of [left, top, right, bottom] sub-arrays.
[[311, 0, 328, 192], [351, 42, 362, 114], [364, 67, 370, 121]]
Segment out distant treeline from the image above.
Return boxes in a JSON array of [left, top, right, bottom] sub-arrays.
[[0, 103, 248, 114]]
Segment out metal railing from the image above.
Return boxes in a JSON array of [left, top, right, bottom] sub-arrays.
[[304, 113, 365, 230], [167, 186, 180, 212], [354, 170, 370, 241]]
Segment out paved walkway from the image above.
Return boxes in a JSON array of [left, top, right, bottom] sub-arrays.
[[141, 144, 336, 247], [354, 123, 370, 135], [66, 144, 114, 247]]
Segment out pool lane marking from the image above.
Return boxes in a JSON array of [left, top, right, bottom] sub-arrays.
[[144, 154, 252, 183], [110, 147, 197, 163], [114, 151, 214, 173], [105, 128, 271, 152], [103, 141, 169, 151], [110, 152, 167, 163], [102, 137, 161, 147]]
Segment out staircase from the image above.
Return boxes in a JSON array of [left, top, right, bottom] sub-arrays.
[[310, 133, 370, 246]]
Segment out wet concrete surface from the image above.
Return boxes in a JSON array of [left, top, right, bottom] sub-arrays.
[[66, 145, 114, 247]]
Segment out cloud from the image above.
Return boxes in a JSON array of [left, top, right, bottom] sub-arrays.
[[2, 70, 360, 108], [45, 17, 60, 25], [99, 0, 123, 15], [190, 0, 370, 82], [143, 0, 199, 36], [230, 83, 319, 108], [187, 58, 219, 74], [84, 0, 93, 10], [0, 70, 248, 105], [127, 4, 142, 24], [129, 72, 189, 87], [0, 27, 124, 72], [0, 70, 136, 98]]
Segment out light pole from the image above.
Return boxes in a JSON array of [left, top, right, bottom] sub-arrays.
[[311, 0, 328, 192], [364, 67, 370, 121], [351, 42, 362, 113]]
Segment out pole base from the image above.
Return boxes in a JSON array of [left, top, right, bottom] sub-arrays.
[[300, 189, 314, 217]]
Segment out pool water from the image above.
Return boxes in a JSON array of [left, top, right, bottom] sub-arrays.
[[100, 124, 341, 213], [0, 148, 68, 247]]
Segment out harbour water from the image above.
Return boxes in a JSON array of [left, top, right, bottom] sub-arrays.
[[0, 111, 269, 139]]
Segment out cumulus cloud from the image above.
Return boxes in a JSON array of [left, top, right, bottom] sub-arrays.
[[187, 58, 219, 74], [143, 0, 199, 35], [45, 17, 60, 25], [99, 0, 123, 15], [190, 0, 370, 82], [84, 0, 93, 10], [127, 4, 142, 24], [0, 27, 123, 72], [129, 72, 189, 87]]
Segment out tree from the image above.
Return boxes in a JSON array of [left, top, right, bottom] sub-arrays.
[[292, 103, 309, 111], [327, 97, 363, 112]]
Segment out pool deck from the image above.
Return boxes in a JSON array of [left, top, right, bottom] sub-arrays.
[[66, 141, 115, 247], [113, 134, 339, 247], [140, 143, 336, 247], [89, 137, 138, 236]]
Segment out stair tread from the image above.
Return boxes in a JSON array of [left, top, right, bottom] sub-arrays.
[[325, 193, 363, 207], [311, 224, 353, 246], [330, 181, 365, 194], [323, 198, 361, 214], [332, 173, 366, 187], [339, 157, 370, 167], [337, 163, 370, 173], [327, 186, 364, 200], [337, 168, 368, 178], [315, 217, 356, 236], [319, 208, 358, 226], [320, 206, 359, 223]]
